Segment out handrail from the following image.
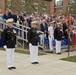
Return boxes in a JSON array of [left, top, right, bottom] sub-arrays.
[[0, 22, 45, 50]]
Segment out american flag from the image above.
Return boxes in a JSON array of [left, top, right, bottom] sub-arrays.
[[66, 7, 70, 25]]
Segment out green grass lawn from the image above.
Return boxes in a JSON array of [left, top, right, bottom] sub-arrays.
[[61, 56, 76, 63], [0, 47, 47, 56]]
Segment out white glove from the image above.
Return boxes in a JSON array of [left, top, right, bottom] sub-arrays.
[[15, 45, 17, 48], [3, 45, 7, 49], [13, 30, 16, 33], [37, 31, 40, 33], [29, 43, 32, 46]]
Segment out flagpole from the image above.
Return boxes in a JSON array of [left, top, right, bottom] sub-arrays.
[[66, 6, 70, 57], [68, 26, 69, 57], [67, 7, 70, 57]]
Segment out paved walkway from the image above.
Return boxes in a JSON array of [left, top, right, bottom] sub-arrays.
[[0, 50, 76, 75]]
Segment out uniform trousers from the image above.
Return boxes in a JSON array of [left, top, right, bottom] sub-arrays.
[[6, 48, 15, 68], [55, 40, 61, 53], [29, 44, 38, 62], [48, 36, 54, 50], [39, 34, 44, 45]]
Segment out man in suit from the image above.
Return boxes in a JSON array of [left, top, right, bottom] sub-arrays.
[[40, 19, 48, 34], [27, 21, 39, 64], [3, 10, 9, 21], [3, 9, 13, 22], [40, 19, 48, 45], [2, 18, 17, 70]]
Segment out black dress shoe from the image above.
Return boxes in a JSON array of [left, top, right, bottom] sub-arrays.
[[56, 53, 61, 54], [35, 62, 39, 64], [11, 67, 16, 69], [31, 62, 36, 64], [8, 67, 12, 70]]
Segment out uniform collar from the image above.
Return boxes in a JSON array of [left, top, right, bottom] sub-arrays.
[[8, 26, 13, 30]]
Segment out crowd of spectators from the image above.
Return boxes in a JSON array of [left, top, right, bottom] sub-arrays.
[[0, 9, 76, 53]]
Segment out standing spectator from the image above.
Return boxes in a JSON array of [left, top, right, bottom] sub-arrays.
[[40, 19, 48, 45], [18, 13, 24, 23], [27, 16, 32, 27], [16, 17, 22, 36], [0, 9, 4, 29], [68, 27, 74, 51], [40, 19, 48, 34], [23, 17, 28, 26], [3, 9, 9, 21], [36, 17, 41, 30], [48, 22, 54, 51], [8, 9, 13, 19], [54, 22, 63, 54], [13, 12, 17, 23], [62, 20, 68, 38], [73, 26, 76, 51], [0, 9, 3, 22]]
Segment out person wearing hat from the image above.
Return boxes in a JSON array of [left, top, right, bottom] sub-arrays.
[[54, 22, 63, 54], [2, 18, 17, 70], [48, 21, 54, 51], [27, 21, 39, 64]]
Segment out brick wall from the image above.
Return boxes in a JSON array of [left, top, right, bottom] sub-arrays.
[[0, 0, 6, 12], [11, 0, 21, 12], [50, 0, 55, 15], [45, 0, 69, 15], [0, 0, 70, 15], [63, 0, 69, 13]]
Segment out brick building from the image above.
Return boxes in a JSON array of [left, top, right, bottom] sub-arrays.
[[0, 0, 6, 12], [42, 0, 69, 15], [0, 0, 71, 15], [0, 0, 21, 13]]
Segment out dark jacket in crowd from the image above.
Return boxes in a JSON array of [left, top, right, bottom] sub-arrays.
[[8, 12, 13, 19], [3, 13, 13, 20], [2, 27, 16, 48], [27, 18, 32, 27], [27, 28, 38, 46], [19, 15, 24, 22], [63, 23, 68, 38], [54, 27, 63, 41], [40, 23, 48, 32], [13, 14, 17, 23], [3, 14, 9, 20], [40, 22, 48, 37]]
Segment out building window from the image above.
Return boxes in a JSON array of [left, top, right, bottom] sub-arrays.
[[6, 0, 12, 9], [21, 0, 26, 11], [55, 0, 63, 7], [34, 3, 38, 13], [69, 0, 75, 5]]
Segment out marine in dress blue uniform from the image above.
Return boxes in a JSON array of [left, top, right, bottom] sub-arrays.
[[27, 21, 39, 64], [2, 18, 17, 70], [54, 22, 63, 54]]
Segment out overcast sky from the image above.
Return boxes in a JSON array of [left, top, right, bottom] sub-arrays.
[[55, 0, 63, 3]]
